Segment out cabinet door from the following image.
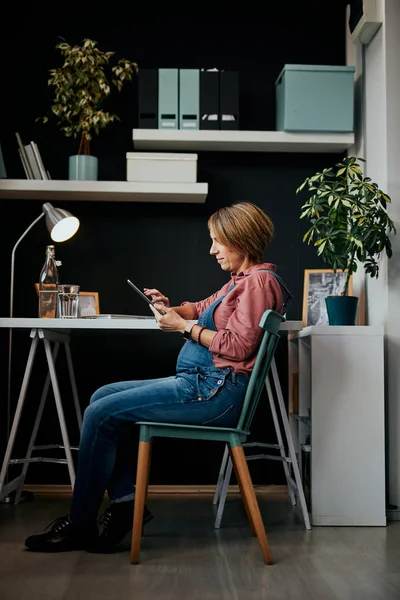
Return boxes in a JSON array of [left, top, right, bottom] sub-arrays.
[[310, 333, 385, 526]]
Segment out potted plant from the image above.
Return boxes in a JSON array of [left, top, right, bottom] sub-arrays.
[[39, 38, 138, 180], [296, 155, 396, 325]]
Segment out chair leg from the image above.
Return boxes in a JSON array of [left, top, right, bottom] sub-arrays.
[[145, 440, 152, 505], [130, 440, 151, 564], [214, 455, 233, 529], [213, 444, 230, 505], [230, 445, 273, 565], [229, 448, 256, 537]]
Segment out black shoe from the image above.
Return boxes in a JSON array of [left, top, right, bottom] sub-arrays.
[[88, 501, 153, 554], [25, 515, 99, 553]]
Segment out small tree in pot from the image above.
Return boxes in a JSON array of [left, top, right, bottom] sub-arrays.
[[39, 38, 138, 180], [296, 156, 396, 324]]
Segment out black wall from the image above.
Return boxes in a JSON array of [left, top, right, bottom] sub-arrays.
[[0, 5, 348, 486]]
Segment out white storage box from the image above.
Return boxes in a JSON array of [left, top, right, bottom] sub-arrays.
[[126, 152, 197, 183]]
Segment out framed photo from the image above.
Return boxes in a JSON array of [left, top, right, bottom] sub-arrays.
[[302, 269, 353, 327], [78, 292, 100, 317], [34, 285, 100, 317]]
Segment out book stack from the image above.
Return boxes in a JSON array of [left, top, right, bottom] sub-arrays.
[[16, 133, 49, 179]]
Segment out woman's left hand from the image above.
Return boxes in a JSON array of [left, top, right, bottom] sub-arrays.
[[150, 303, 187, 334]]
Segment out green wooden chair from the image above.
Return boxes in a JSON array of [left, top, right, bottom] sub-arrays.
[[130, 309, 285, 565]]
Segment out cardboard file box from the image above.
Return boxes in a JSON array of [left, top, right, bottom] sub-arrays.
[[220, 70, 239, 130], [138, 69, 158, 129], [126, 153, 197, 183], [200, 70, 220, 130], [179, 69, 200, 129], [158, 69, 179, 129], [275, 64, 356, 132]]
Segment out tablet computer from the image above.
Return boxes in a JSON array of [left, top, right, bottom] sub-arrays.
[[127, 279, 167, 315]]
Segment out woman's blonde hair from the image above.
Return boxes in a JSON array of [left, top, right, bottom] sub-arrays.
[[208, 202, 274, 263]]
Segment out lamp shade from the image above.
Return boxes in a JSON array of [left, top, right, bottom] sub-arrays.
[[42, 202, 80, 243]]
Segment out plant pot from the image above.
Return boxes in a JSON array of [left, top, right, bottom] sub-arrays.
[[69, 155, 98, 181], [325, 295, 359, 326]]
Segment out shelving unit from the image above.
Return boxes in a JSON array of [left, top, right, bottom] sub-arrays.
[[132, 129, 355, 153], [0, 179, 208, 204]]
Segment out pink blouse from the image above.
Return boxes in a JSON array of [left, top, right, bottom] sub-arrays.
[[182, 263, 284, 375]]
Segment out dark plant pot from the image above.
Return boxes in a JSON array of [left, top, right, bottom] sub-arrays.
[[69, 155, 98, 181], [325, 296, 359, 326]]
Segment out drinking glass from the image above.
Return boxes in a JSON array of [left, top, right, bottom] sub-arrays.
[[57, 284, 80, 318]]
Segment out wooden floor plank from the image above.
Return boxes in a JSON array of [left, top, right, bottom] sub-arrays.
[[0, 494, 399, 600]]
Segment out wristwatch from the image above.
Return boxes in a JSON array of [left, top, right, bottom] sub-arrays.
[[183, 321, 195, 340]]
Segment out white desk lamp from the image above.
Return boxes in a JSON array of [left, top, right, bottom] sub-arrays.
[[7, 202, 80, 491]]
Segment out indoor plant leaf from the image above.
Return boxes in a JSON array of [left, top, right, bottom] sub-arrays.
[[296, 156, 397, 296]]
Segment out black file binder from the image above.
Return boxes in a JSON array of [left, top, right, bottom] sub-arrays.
[[200, 70, 220, 130], [138, 69, 158, 129], [220, 70, 239, 130]]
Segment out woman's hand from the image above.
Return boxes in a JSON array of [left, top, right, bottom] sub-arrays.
[[143, 288, 170, 308], [150, 304, 187, 334]]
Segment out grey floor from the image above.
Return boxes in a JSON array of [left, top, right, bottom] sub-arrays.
[[1, 493, 400, 600]]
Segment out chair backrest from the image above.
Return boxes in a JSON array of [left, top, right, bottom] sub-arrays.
[[236, 309, 284, 432]]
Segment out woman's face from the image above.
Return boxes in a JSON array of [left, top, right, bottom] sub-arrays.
[[209, 229, 254, 273]]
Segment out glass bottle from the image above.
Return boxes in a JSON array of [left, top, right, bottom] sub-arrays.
[[38, 245, 60, 318]]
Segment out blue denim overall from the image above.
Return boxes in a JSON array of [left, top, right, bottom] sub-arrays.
[[69, 287, 249, 525], [175, 285, 250, 421]]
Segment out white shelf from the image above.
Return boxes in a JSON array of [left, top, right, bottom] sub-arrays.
[[0, 180, 208, 203], [132, 129, 355, 153]]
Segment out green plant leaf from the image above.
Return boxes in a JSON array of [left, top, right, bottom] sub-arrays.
[[39, 38, 138, 152], [297, 156, 396, 283]]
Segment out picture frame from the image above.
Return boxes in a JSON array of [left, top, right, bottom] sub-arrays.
[[34, 284, 100, 317], [78, 292, 100, 317], [302, 269, 353, 327]]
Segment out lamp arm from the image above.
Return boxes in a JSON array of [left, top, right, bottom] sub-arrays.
[[10, 212, 45, 319], [6, 211, 46, 482]]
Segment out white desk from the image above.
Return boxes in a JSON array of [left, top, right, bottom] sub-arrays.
[[0, 317, 302, 331], [0, 317, 303, 507]]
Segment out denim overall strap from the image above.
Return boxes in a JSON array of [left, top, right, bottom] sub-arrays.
[[257, 268, 293, 316], [176, 284, 235, 373]]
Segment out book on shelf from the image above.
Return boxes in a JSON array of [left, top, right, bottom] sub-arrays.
[[15, 133, 49, 180], [15, 133, 33, 179], [0, 143, 7, 178], [30, 141, 48, 179]]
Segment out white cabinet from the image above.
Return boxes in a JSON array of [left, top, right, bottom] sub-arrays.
[[288, 326, 386, 526]]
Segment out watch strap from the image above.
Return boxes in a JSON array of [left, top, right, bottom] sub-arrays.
[[183, 321, 195, 340]]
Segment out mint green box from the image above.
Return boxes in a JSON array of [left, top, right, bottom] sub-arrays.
[[275, 64, 356, 132]]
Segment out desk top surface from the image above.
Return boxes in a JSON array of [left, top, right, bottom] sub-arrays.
[[0, 317, 303, 331]]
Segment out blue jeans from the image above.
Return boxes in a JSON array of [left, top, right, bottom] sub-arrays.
[[69, 371, 248, 526]]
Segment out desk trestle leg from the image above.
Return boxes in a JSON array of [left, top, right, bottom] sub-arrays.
[[14, 341, 61, 504], [64, 341, 82, 433], [0, 328, 82, 504], [40, 330, 76, 487], [0, 331, 40, 502]]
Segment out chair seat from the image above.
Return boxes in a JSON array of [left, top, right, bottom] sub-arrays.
[[136, 420, 250, 446]]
